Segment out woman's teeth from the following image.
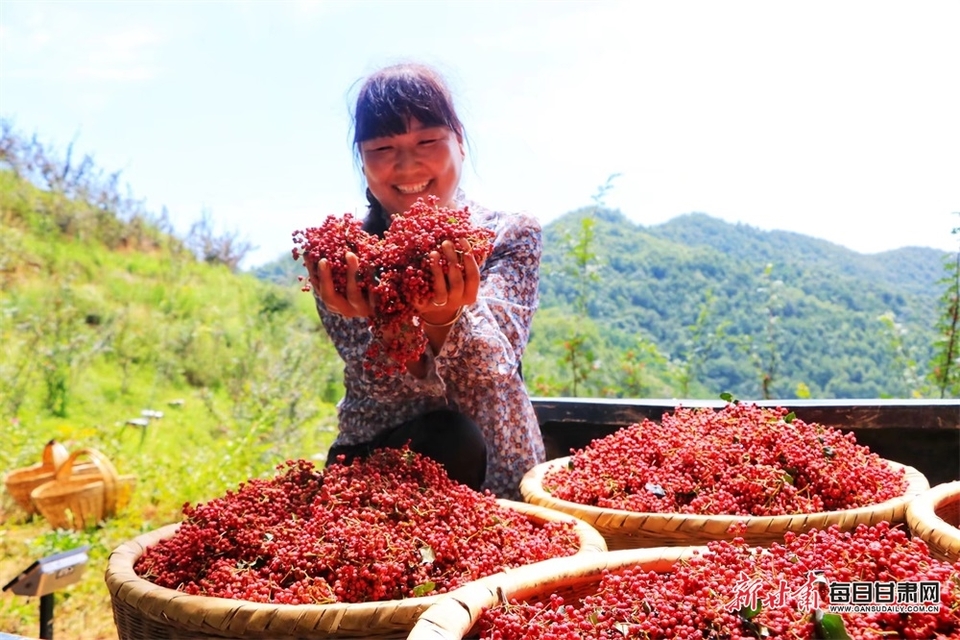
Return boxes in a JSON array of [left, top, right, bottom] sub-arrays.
[[396, 181, 429, 194]]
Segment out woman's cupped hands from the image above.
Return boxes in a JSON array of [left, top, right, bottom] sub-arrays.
[[308, 238, 483, 324]]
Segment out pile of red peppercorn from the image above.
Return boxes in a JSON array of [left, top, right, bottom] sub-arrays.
[[134, 448, 579, 604], [544, 402, 908, 516], [477, 521, 959, 639]]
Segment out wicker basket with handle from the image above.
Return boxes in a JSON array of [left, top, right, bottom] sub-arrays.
[[4, 439, 70, 514], [521, 456, 929, 550], [906, 480, 960, 562], [30, 447, 136, 530], [105, 500, 607, 639]]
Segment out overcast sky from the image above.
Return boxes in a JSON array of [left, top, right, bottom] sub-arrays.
[[2, 0, 958, 267]]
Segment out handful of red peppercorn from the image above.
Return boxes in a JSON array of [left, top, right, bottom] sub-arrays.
[[291, 196, 494, 375]]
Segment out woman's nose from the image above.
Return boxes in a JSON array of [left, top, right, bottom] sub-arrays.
[[394, 146, 417, 170]]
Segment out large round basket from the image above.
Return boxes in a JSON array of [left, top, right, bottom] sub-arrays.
[[905, 480, 960, 562], [408, 545, 703, 640], [30, 447, 137, 530], [105, 500, 607, 639], [3, 439, 69, 515], [520, 456, 929, 550]]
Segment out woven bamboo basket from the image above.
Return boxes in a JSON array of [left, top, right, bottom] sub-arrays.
[[3, 439, 71, 514], [905, 480, 960, 562], [521, 456, 930, 550], [105, 499, 608, 639], [408, 545, 704, 640], [30, 447, 136, 530]]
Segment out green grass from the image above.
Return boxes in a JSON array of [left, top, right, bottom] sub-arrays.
[[1, 169, 343, 638]]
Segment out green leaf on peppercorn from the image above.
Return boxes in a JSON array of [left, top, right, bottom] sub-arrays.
[[720, 392, 738, 404], [811, 609, 852, 639], [411, 581, 436, 597], [784, 411, 796, 423], [739, 600, 762, 619], [738, 600, 770, 637]]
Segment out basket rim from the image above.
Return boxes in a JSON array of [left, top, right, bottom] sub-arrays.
[[104, 499, 606, 637], [520, 456, 929, 530], [408, 545, 708, 640], [5, 464, 58, 484], [905, 481, 960, 556]]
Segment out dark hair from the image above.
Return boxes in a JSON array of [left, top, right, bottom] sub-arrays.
[[351, 63, 465, 235], [353, 63, 464, 145]]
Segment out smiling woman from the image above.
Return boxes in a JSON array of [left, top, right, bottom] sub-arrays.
[[303, 62, 546, 500]]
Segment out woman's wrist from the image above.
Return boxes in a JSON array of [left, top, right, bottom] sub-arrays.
[[421, 306, 463, 328]]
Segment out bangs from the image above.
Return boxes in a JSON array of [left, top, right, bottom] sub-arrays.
[[353, 68, 462, 144]]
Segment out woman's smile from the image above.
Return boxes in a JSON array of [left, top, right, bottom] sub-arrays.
[[395, 180, 431, 195]]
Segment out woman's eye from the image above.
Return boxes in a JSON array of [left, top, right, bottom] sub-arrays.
[[418, 138, 437, 146]]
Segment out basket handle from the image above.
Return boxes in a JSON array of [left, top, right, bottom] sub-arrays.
[[41, 439, 69, 470], [56, 448, 120, 517]]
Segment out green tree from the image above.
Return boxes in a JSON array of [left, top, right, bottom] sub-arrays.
[[618, 335, 671, 398], [677, 289, 729, 397], [878, 311, 922, 397], [558, 174, 619, 396], [738, 263, 783, 399], [929, 215, 960, 398]]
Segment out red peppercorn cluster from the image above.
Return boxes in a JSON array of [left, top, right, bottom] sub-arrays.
[[291, 213, 377, 295], [478, 521, 960, 639], [134, 448, 579, 604], [544, 402, 908, 516], [291, 197, 494, 375]]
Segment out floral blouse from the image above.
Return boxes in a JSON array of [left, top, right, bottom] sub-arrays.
[[314, 196, 545, 499]]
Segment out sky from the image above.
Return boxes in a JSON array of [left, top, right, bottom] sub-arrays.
[[1, 0, 958, 268]]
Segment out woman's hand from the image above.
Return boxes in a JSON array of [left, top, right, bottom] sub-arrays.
[[307, 251, 374, 318], [416, 238, 483, 325]]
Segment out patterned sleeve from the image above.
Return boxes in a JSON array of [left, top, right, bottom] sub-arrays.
[[434, 210, 542, 384]]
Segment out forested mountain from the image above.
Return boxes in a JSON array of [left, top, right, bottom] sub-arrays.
[[531, 207, 948, 399]]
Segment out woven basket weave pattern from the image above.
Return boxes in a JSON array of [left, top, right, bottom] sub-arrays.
[[521, 456, 930, 550], [105, 500, 607, 639], [906, 481, 960, 563]]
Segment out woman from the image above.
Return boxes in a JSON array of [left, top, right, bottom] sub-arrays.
[[308, 62, 544, 500]]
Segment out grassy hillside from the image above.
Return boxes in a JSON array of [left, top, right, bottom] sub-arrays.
[[0, 167, 344, 638]]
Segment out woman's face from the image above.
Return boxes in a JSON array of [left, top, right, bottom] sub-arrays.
[[360, 118, 464, 216]]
